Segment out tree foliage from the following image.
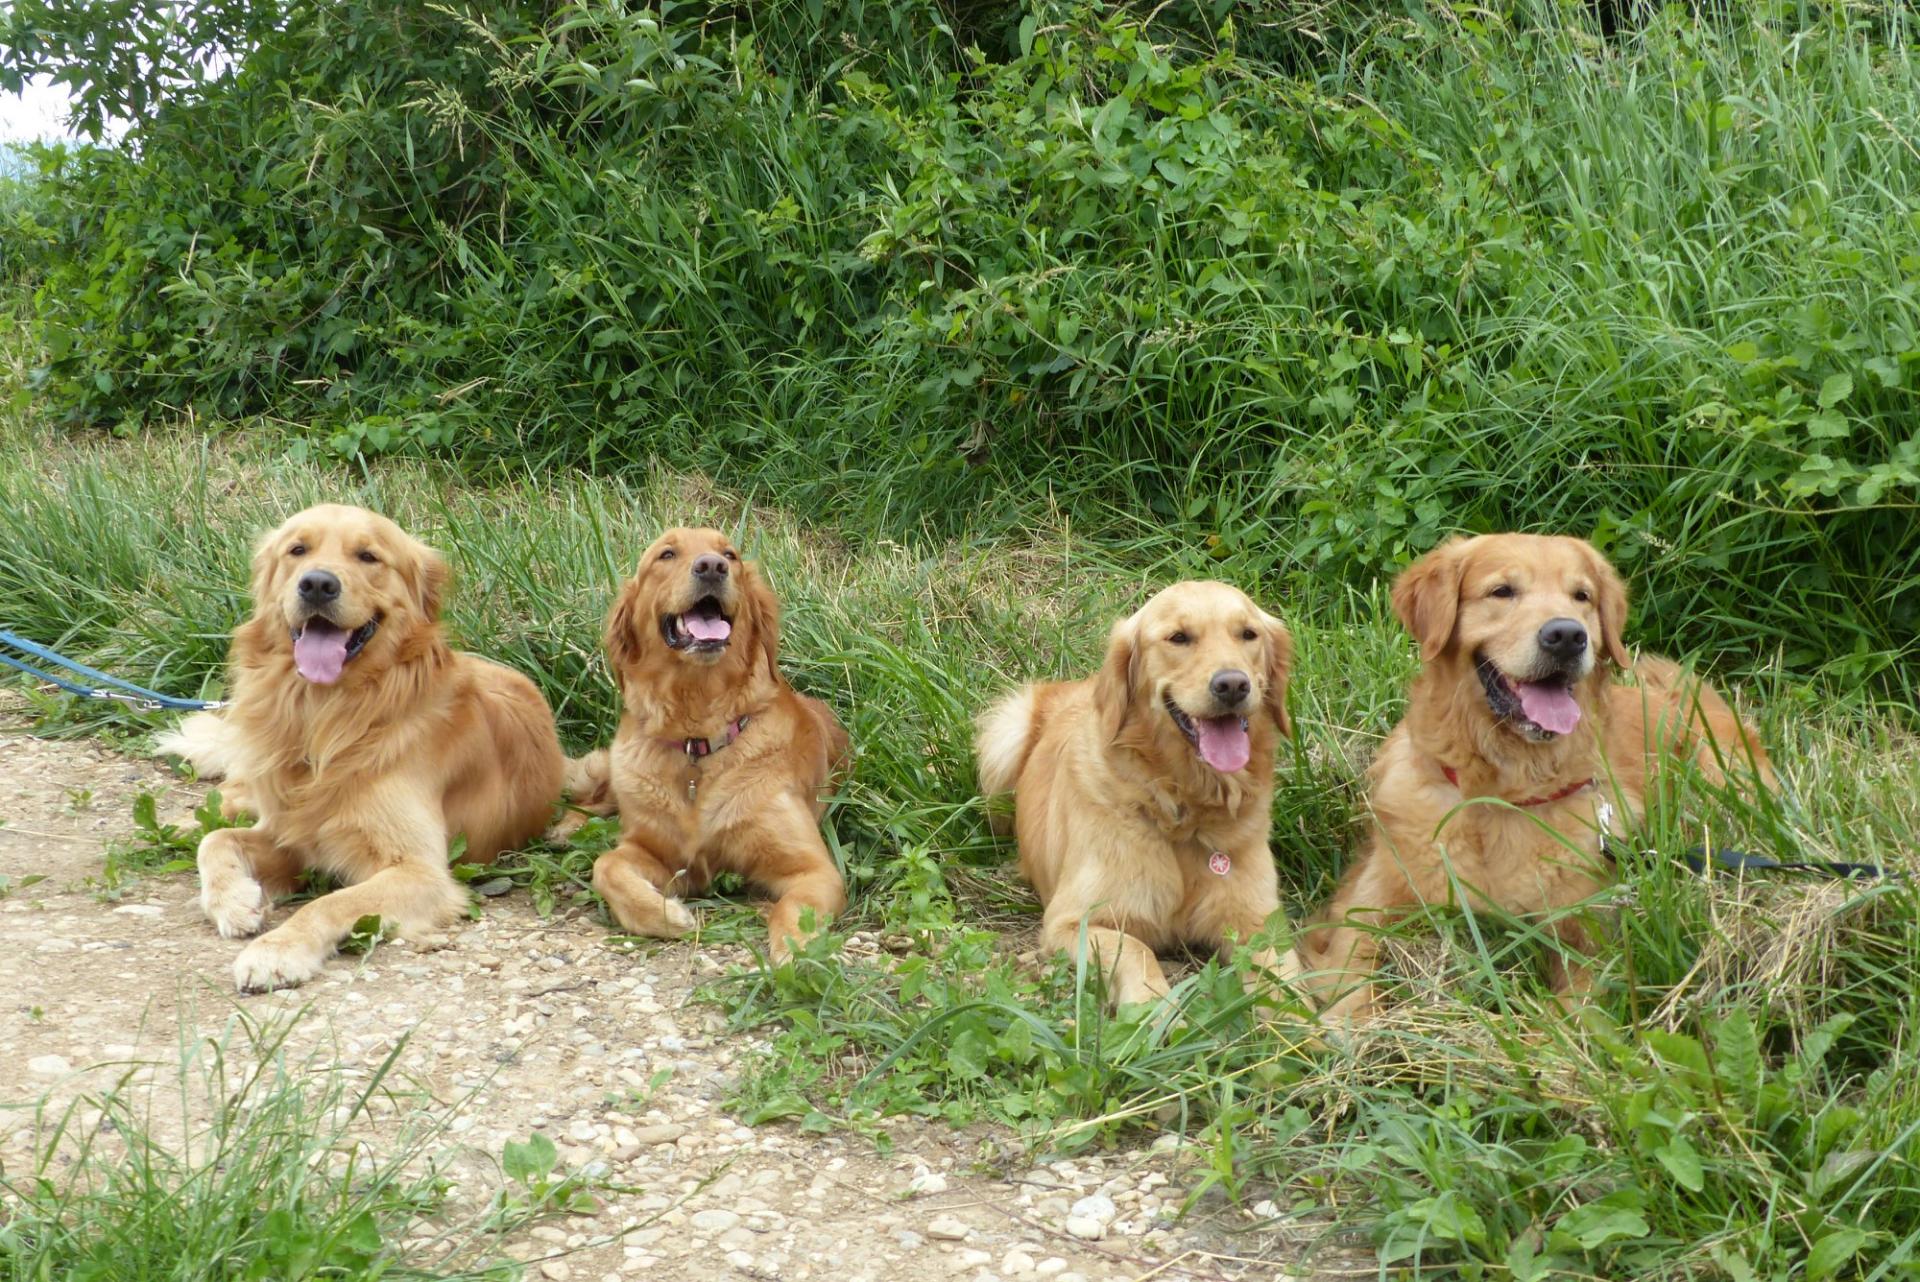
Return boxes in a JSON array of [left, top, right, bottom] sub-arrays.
[[4, 0, 1918, 683]]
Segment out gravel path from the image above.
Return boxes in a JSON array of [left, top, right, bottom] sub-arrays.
[[0, 709, 1343, 1280]]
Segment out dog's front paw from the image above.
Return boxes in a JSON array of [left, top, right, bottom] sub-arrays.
[[603, 886, 696, 940], [202, 876, 266, 939], [233, 930, 327, 993], [660, 897, 696, 937]]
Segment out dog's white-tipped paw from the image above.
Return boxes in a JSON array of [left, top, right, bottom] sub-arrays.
[[202, 878, 267, 939], [233, 932, 326, 993], [661, 897, 696, 936]]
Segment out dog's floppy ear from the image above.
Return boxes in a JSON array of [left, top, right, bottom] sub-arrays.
[[247, 526, 282, 613], [604, 572, 647, 678], [1392, 538, 1470, 661], [743, 561, 782, 683], [408, 542, 450, 621], [1585, 544, 1633, 669], [1091, 611, 1141, 741], [1260, 610, 1294, 739]]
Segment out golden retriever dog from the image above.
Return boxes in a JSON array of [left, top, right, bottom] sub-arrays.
[[1294, 534, 1773, 1025], [160, 504, 567, 992], [975, 581, 1298, 1007], [572, 527, 850, 962]]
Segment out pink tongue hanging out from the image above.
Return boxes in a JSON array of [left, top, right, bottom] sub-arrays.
[[1516, 680, 1581, 734], [1194, 716, 1251, 772], [293, 620, 351, 684], [682, 612, 731, 643]]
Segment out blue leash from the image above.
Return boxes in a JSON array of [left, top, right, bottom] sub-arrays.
[[0, 629, 224, 713]]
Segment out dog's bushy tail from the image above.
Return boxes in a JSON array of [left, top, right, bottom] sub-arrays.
[[544, 749, 617, 842], [564, 749, 617, 814], [974, 686, 1038, 835], [1629, 654, 1776, 789], [153, 711, 240, 779]]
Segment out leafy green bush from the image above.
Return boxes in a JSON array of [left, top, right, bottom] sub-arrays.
[[4, 0, 1918, 686]]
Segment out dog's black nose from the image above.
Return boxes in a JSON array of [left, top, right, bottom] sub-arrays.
[[297, 570, 341, 605], [1210, 669, 1252, 707], [691, 553, 729, 581], [1537, 617, 1588, 660]]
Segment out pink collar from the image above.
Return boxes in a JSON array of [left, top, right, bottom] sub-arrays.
[[1440, 762, 1593, 808], [662, 715, 750, 760]]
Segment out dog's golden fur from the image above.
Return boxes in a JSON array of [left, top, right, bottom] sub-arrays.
[[161, 504, 566, 992], [1295, 534, 1772, 1024], [572, 528, 850, 961], [976, 581, 1297, 1006]]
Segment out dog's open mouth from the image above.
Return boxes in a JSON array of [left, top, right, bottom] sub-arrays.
[[290, 616, 378, 685], [662, 595, 733, 653], [1164, 693, 1251, 773], [1477, 657, 1581, 738]]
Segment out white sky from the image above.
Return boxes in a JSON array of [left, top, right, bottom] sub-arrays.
[[0, 76, 82, 145]]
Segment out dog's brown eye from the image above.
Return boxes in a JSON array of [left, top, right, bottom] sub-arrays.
[[1573, 589, 1591, 603], [1241, 627, 1257, 642], [659, 549, 677, 561], [288, 543, 306, 557], [724, 549, 738, 561], [1169, 631, 1191, 645], [357, 550, 379, 565], [1490, 585, 1515, 599]]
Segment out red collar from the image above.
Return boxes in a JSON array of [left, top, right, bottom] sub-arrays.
[[662, 715, 750, 760], [1440, 763, 1593, 808]]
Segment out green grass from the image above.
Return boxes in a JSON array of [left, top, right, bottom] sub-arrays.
[[4, 2, 1920, 1274], [0, 1010, 591, 1280], [7, 1, 1919, 685], [1, 396, 1916, 1278]]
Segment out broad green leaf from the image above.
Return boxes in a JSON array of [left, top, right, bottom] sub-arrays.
[[342, 1210, 383, 1254], [1656, 1136, 1705, 1192], [1645, 1029, 1710, 1081], [503, 1132, 556, 1183], [1805, 410, 1850, 440], [1400, 1192, 1487, 1247], [1505, 1229, 1550, 1282], [947, 1027, 990, 1080], [1818, 372, 1853, 408], [1555, 1203, 1650, 1251], [1806, 1227, 1872, 1281]]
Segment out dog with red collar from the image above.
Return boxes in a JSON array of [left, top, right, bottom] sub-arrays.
[[1291, 533, 1774, 1026], [570, 527, 850, 963]]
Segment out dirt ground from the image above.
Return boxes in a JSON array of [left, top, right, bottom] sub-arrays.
[[0, 705, 1346, 1282]]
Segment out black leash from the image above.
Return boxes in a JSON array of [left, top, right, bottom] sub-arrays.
[[1681, 846, 1891, 881]]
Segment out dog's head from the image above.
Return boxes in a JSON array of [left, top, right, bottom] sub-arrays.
[[1093, 580, 1293, 774], [1392, 533, 1630, 741], [605, 527, 779, 689], [247, 504, 447, 686]]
